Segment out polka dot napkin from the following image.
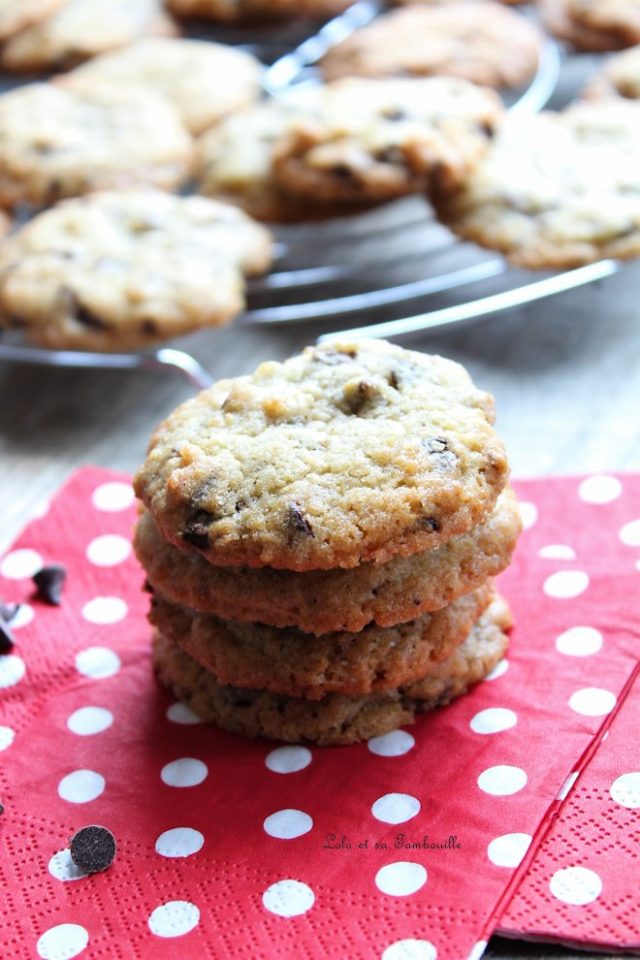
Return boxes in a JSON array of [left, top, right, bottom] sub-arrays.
[[0, 468, 638, 960]]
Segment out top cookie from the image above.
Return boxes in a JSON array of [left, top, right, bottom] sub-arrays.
[[434, 98, 640, 267], [539, 0, 634, 50], [61, 38, 263, 135], [0, 82, 193, 210], [167, 0, 353, 21], [134, 340, 509, 571], [272, 76, 503, 204], [320, 3, 543, 89], [0, 0, 62, 41], [1, 0, 177, 72]]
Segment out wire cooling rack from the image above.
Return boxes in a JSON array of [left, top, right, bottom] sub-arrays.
[[0, 2, 624, 389]]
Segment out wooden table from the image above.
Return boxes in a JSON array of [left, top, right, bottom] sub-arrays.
[[1, 255, 638, 960]]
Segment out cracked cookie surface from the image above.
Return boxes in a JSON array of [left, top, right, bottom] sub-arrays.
[[0, 190, 272, 350], [435, 98, 640, 267], [152, 595, 512, 745], [134, 339, 509, 571]]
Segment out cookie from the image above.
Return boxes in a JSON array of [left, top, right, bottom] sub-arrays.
[[134, 340, 509, 572], [149, 581, 495, 699], [152, 594, 512, 745], [320, 3, 542, 89], [568, 0, 640, 47], [0, 0, 177, 72], [0, 83, 193, 210], [434, 98, 640, 268], [61, 38, 262, 136], [0, 0, 62, 41], [0, 190, 272, 351], [194, 89, 362, 223], [134, 487, 521, 634], [538, 0, 629, 50], [583, 41, 640, 97], [272, 77, 503, 204], [167, 0, 353, 22]]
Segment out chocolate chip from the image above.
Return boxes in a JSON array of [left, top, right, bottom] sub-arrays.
[[479, 120, 496, 139], [387, 370, 400, 390], [182, 510, 213, 550], [287, 504, 314, 541], [419, 516, 440, 532], [69, 825, 116, 875], [375, 146, 405, 165], [422, 437, 458, 473], [59, 287, 107, 330], [330, 163, 356, 181], [313, 347, 357, 365], [342, 380, 378, 415], [381, 107, 407, 121], [140, 320, 158, 336], [142, 578, 154, 594], [33, 565, 66, 606]]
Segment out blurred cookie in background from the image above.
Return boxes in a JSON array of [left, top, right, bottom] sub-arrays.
[[167, 0, 353, 22], [0, 0, 63, 41], [582, 41, 640, 95]]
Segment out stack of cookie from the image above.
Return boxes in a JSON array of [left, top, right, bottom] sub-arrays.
[[134, 339, 521, 746]]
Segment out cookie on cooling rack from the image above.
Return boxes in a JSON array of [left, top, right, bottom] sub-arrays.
[[135, 488, 521, 634], [134, 339, 509, 571], [583, 41, 640, 96], [149, 581, 495, 699], [539, 0, 639, 50], [167, 0, 353, 21], [320, 2, 543, 89], [0, 83, 193, 209], [152, 595, 512, 745], [272, 76, 503, 205], [0, 190, 272, 351], [60, 38, 263, 136], [0, 0, 177, 72], [434, 98, 640, 267], [0, 0, 62, 41]]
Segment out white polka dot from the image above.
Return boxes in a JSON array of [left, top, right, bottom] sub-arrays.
[[538, 544, 577, 560], [0, 548, 43, 580], [0, 725, 15, 750], [86, 534, 131, 567], [578, 475, 622, 504], [555, 626, 603, 657], [487, 833, 532, 868], [518, 502, 537, 530], [155, 827, 204, 858], [382, 938, 437, 960], [470, 708, 517, 735], [368, 730, 415, 757], [265, 745, 311, 774], [262, 879, 315, 917], [161, 758, 208, 788], [263, 809, 313, 840], [557, 770, 579, 800], [10, 604, 34, 629], [609, 772, 640, 809], [75, 646, 121, 678], [166, 702, 201, 725], [375, 862, 427, 897], [67, 706, 113, 736], [81, 597, 127, 625], [57, 769, 105, 804], [569, 687, 616, 717], [0, 654, 26, 688], [148, 901, 200, 938], [543, 570, 589, 599], [477, 765, 527, 796], [92, 481, 135, 512], [37, 923, 89, 959], [371, 793, 420, 825], [48, 849, 88, 882], [484, 659, 509, 681], [620, 519, 640, 547], [549, 866, 602, 905], [467, 941, 488, 960]]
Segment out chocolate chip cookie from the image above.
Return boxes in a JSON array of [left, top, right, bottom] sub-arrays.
[[61, 37, 263, 136], [152, 594, 512, 745], [134, 340, 509, 571], [434, 98, 640, 267], [0, 0, 62, 41], [167, 0, 353, 22], [0, 190, 272, 350], [0, 83, 193, 210], [320, 3, 543, 89]]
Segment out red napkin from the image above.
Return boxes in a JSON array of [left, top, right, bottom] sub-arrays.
[[0, 469, 638, 960]]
